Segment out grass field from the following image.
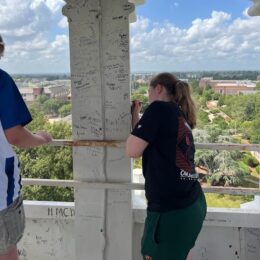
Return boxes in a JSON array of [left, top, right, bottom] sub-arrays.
[[205, 193, 254, 208], [204, 172, 258, 208]]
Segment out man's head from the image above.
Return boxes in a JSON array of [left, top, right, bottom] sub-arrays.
[[0, 35, 5, 58]]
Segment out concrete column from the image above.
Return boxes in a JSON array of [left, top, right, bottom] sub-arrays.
[[248, 1, 260, 16], [62, 1, 134, 259]]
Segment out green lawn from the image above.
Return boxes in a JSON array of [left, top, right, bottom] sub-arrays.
[[204, 172, 258, 208], [205, 193, 254, 208]]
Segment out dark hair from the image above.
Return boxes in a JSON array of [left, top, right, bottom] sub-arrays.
[[0, 35, 5, 57], [150, 72, 197, 128]]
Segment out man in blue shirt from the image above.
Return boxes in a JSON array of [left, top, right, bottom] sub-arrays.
[[0, 35, 52, 260]]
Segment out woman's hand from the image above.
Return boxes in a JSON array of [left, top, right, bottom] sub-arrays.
[[131, 100, 142, 116], [131, 100, 142, 129]]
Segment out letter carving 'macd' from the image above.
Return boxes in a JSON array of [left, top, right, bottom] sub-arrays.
[[248, 0, 260, 16]]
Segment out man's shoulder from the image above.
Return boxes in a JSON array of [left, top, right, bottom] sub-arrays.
[[0, 68, 12, 81], [0, 68, 8, 76]]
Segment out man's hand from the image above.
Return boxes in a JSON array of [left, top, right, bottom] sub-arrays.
[[5, 126, 52, 148], [35, 130, 52, 143]]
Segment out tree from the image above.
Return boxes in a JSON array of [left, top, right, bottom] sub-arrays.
[[204, 125, 224, 143], [36, 94, 49, 104], [243, 102, 255, 120], [202, 89, 214, 102], [212, 115, 228, 129], [248, 117, 260, 143], [197, 110, 209, 127], [218, 96, 225, 106], [256, 82, 260, 91], [195, 149, 248, 187], [58, 103, 72, 117], [16, 106, 73, 201], [190, 79, 201, 95], [42, 99, 61, 116]]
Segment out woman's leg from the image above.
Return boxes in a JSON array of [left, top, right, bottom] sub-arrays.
[[186, 250, 192, 260], [0, 247, 19, 260]]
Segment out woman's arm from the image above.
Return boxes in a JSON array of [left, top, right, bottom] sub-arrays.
[[127, 100, 148, 157], [126, 134, 148, 158]]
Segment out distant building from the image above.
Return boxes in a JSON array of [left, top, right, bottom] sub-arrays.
[[198, 77, 214, 89], [180, 78, 189, 83], [20, 87, 44, 103], [19, 83, 71, 103], [136, 79, 147, 84], [199, 78, 257, 95], [46, 85, 71, 100]]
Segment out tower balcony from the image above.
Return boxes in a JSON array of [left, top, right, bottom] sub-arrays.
[[17, 141, 260, 260]]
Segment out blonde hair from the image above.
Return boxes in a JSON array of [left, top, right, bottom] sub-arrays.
[[150, 72, 197, 128]]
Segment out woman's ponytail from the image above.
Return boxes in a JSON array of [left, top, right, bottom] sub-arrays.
[[174, 81, 196, 129], [150, 73, 197, 129]]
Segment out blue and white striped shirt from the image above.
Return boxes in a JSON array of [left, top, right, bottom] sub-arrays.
[[0, 69, 32, 210], [0, 121, 21, 210]]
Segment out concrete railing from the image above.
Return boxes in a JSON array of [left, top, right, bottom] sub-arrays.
[[18, 140, 260, 260], [22, 140, 260, 196], [19, 198, 260, 260]]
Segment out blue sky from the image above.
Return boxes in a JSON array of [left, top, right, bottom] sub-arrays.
[[0, 0, 259, 73], [136, 0, 250, 28]]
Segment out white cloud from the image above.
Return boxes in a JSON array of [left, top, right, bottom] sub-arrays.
[[131, 16, 150, 34], [46, 0, 64, 14], [0, 1, 59, 39], [1, 1, 260, 73], [0, 0, 69, 73], [130, 10, 260, 71], [31, 0, 64, 14], [58, 17, 68, 28]]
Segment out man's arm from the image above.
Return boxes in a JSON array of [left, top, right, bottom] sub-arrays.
[[4, 125, 52, 148]]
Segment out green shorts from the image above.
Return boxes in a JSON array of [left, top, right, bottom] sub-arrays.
[[0, 196, 25, 254], [141, 192, 207, 260]]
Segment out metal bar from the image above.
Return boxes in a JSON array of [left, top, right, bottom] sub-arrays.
[[196, 143, 260, 152], [22, 178, 260, 195], [202, 186, 260, 196], [50, 140, 260, 151], [50, 139, 123, 147], [22, 178, 143, 190]]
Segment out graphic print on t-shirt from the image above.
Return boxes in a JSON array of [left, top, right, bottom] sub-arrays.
[[176, 117, 198, 181]]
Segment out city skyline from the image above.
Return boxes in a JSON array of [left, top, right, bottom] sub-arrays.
[[0, 0, 259, 74]]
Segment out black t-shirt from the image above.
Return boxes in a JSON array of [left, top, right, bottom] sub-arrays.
[[131, 101, 202, 212]]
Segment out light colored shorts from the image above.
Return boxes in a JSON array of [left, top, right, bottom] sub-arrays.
[[0, 196, 25, 254]]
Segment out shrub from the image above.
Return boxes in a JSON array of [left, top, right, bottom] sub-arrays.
[[210, 109, 219, 114], [242, 154, 259, 167], [237, 161, 251, 175]]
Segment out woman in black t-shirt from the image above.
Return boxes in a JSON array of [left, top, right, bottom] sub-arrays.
[[126, 72, 207, 260]]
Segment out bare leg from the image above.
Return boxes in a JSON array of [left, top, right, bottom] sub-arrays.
[[187, 250, 192, 260], [0, 247, 19, 260]]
